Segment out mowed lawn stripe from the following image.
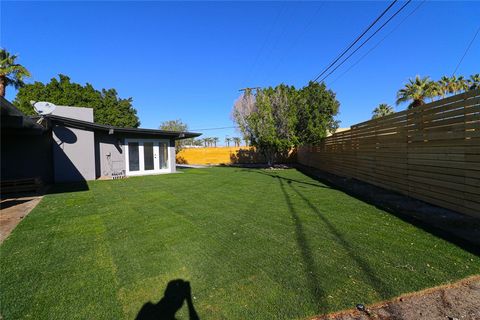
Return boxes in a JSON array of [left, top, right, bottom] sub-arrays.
[[1, 167, 479, 319]]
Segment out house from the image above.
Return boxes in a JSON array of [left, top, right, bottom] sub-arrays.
[[1, 97, 201, 184]]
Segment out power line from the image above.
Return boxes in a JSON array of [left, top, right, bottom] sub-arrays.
[[312, 0, 398, 83], [318, 0, 412, 83], [270, 2, 326, 78], [452, 25, 480, 76], [190, 126, 238, 131], [246, 4, 286, 85], [329, 0, 426, 85]]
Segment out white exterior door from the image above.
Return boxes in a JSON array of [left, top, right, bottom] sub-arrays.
[[125, 139, 171, 176]]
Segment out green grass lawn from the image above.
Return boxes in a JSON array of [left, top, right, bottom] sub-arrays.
[[1, 167, 479, 319]]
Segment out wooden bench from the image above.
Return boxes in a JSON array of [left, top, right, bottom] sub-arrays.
[[1, 178, 43, 195]]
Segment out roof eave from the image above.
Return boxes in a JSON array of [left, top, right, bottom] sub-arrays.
[[45, 115, 202, 139]]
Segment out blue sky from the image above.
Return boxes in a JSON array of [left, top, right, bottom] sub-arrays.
[[2, 1, 479, 144]]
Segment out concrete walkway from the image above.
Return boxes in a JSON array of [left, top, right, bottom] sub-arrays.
[[0, 196, 43, 244]]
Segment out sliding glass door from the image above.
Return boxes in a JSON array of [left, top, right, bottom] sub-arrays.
[[125, 139, 170, 175]]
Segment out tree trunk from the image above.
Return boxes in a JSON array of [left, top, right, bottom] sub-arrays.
[[0, 76, 5, 97]]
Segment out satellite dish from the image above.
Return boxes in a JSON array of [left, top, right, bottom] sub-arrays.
[[31, 101, 57, 115]]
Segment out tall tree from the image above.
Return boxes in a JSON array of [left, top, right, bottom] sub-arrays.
[[372, 103, 394, 119], [159, 119, 189, 153], [296, 81, 339, 145], [437, 76, 452, 98], [15, 74, 140, 127], [396, 76, 436, 109], [225, 137, 232, 147], [212, 137, 219, 147], [233, 82, 339, 165], [455, 76, 469, 93], [0, 49, 31, 97], [233, 137, 241, 147]]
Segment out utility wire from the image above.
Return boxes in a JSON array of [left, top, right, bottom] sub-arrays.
[[312, 0, 398, 83], [270, 2, 325, 77], [452, 25, 480, 76], [318, 0, 412, 83], [190, 126, 238, 131], [246, 4, 286, 85], [329, 0, 426, 85]]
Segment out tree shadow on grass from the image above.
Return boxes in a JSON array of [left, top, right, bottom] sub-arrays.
[[249, 169, 331, 190], [286, 179, 392, 299], [272, 172, 392, 308], [277, 178, 328, 313], [136, 279, 200, 320]]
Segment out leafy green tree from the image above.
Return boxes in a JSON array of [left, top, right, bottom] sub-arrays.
[[225, 137, 232, 147], [372, 103, 394, 119], [212, 137, 219, 147], [396, 76, 436, 109], [159, 119, 189, 153], [14, 74, 140, 127], [233, 82, 339, 165], [0, 49, 31, 97], [295, 81, 340, 144]]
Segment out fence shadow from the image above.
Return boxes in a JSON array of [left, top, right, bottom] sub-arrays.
[[295, 165, 480, 257]]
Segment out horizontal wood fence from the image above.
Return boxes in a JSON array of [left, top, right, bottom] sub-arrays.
[[298, 89, 480, 217]]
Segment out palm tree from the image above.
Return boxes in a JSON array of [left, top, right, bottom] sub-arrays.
[[372, 103, 394, 119], [396, 76, 436, 109], [455, 76, 469, 93], [0, 49, 31, 97], [468, 74, 480, 90], [225, 137, 231, 147], [212, 137, 219, 147], [437, 76, 452, 98], [202, 138, 208, 147], [233, 137, 241, 147]]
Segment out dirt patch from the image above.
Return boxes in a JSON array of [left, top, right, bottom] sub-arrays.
[[0, 196, 42, 244], [314, 275, 480, 320]]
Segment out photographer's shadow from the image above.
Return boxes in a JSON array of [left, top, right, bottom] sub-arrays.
[[135, 279, 200, 320]]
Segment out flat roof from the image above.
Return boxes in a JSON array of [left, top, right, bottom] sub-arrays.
[[45, 114, 202, 140], [1, 97, 46, 133]]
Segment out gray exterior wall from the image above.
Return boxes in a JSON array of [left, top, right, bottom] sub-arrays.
[[95, 133, 125, 178], [52, 107, 95, 182]]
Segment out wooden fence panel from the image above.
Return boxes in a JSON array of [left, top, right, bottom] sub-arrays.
[[298, 90, 480, 218]]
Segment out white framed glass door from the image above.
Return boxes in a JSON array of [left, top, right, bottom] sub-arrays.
[[125, 139, 170, 175]]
